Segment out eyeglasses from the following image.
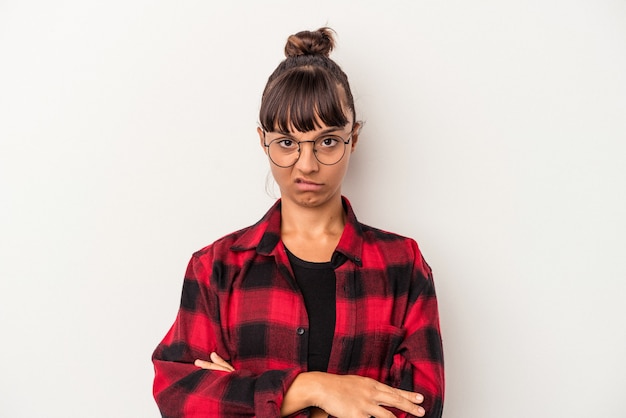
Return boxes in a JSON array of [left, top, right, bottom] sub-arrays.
[[263, 132, 352, 168]]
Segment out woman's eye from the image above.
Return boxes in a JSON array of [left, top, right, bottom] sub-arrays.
[[319, 137, 339, 147], [277, 139, 296, 148]]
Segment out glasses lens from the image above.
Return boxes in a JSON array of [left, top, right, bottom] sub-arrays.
[[313, 136, 347, 165], [268, 139, 300, 167]]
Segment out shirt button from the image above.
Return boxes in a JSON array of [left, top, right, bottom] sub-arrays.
[[296, 327, 305, 335]]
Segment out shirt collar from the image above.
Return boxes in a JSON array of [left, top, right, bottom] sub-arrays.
[[231, 196, 364, 266]]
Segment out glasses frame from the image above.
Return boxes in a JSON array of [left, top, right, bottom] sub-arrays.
[[263, 131, 353, 168]]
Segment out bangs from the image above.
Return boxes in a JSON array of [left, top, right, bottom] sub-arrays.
[[260, 67, 350, 133]]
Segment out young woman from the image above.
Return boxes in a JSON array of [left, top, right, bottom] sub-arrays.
[[152, 27, 444, 418]]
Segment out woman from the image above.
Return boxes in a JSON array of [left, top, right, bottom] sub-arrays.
[[152, 27, 444, 418]]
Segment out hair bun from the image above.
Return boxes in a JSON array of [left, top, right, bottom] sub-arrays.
[[284, 27, 335, 58]]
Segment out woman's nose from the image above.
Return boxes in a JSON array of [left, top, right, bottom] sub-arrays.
[[294, 141, 319, 171]]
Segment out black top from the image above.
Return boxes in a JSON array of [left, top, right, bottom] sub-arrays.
[[286, 248, 345, 372]]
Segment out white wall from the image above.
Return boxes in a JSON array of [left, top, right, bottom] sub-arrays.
[[1, 1, 625, 417]]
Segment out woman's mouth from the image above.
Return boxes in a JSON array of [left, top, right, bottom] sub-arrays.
[[295, 178, 323, 191]]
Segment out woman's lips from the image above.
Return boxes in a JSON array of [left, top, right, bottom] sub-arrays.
[[295, 178, 323, 191]]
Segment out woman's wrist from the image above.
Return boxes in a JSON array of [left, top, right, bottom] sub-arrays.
[[281, 372, 326, 416]]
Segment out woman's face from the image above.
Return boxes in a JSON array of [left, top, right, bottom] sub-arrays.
[[258, 120, 359, 209]]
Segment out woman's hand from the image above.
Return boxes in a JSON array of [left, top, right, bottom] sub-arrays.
[[283, 372, 425, 418], [194, 352, 235, 372], [313, 373, 425, 418]]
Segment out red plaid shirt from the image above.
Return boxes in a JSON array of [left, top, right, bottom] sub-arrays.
[[152, 197, 444, 417]]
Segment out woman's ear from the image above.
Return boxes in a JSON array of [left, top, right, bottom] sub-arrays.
[[257, 127, 267, 153], [350, 121, 362, 151]]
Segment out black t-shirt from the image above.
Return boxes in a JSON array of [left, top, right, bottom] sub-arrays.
[[285, 248, 345, 372]]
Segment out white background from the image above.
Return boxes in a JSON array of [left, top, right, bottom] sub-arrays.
[[1, 1, 625, 417]]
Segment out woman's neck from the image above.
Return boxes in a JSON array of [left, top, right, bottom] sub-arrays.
[[280, 195, 345, 262]]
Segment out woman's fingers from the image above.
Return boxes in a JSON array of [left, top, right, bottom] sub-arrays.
[[375, 388, 425, 417], [379, 386, 424, 404], [398, 389, 424, 405], [209, 352, 235, 372], [370, 383, 424, 417], [193, 352, 235, 373]]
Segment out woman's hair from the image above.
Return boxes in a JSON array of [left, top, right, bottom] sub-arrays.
[[259, 27, 355, 133]]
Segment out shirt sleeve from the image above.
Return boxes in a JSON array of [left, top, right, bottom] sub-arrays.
[[387, 240, 445, 418], [152, 251, 302, 417]]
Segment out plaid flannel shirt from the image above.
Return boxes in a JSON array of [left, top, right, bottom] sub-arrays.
[[152, 197, 444, 417]]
